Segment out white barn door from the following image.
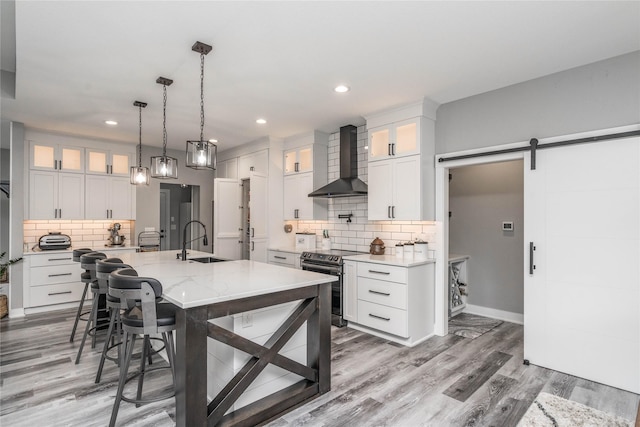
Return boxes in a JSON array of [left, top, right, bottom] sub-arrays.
[[524, 136, 639, 393]]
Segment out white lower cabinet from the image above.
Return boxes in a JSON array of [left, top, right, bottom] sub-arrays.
[[346, 259, 435, 347], [267, 250, 301, 269], [23, 252, 82, 309]]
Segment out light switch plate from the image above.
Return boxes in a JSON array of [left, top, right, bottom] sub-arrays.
[[502, 221, 514, 231]]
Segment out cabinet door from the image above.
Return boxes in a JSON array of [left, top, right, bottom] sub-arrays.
[[29, 170, 58, 219], [250, 238, 268, 263], [295, 172, 315, 219], [216, 158, 238, 179], [368, 125, 392, 161], [85, 175, 109, 219], [58, 173, 84, 219], [30, 142, 84, 173], [343, 260, 358, 322], [367, 160, 393, 220], [249, 172, 268, 240], [110, 152, 131, 176], [86, 149, 109, 174], [109, 177, 132, 219], [283, 175, 298, 219], [284, 146, 313, 175], [393, 118, 419, 157], [214, 179, 242, 260], [284, 149, 298, 175], [392, 155, 421, 220], [238, 150, 268, 179]]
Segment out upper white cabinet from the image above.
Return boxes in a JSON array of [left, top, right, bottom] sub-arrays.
[[365, 99, 437, 221], [216, 157, 238, 179], [85, 175, 134, 219], [368, 118, 421, 161], [282, 131, 328, 220], [86, 148, 132, 176], [238, 149, 268, 179], [29, 171, 84, 219], [30, 141, 84, 173]]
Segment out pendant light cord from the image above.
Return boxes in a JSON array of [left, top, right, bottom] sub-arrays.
[[162, 83, 168, 157], [200, 52, 205, 142], [138, 104, 143, 168]]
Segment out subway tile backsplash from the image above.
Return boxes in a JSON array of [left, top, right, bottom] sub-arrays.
[[23, 220, 133, 251], [293, 125, 438, 255]]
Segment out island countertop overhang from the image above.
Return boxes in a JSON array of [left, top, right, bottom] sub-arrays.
[[115, 250, 336, 309]]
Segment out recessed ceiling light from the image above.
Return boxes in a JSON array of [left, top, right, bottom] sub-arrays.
[[209, 139, 218, 143], [256, 118, 267, 124], [105, 120, 118, 126], [334, 85, 350, 93]]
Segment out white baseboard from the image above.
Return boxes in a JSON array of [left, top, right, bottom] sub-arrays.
[[464, 304, 524, 325], [348, 322, 435, 347], [9, 308, 25, 318]]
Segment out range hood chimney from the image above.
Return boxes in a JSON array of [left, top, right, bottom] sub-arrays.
[[308, 125, 368, 198]]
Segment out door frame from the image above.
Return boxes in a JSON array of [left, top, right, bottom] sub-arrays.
[[159, 188, 171, 250]]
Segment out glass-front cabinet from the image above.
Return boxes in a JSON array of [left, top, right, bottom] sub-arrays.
[[30, 141, 84, 173], [86, 148, 131, 176], [368, 118, 419, 161], [284, 146, 313, 174]]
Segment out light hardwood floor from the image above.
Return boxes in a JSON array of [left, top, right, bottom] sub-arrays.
[[1, 308, 638, 426]]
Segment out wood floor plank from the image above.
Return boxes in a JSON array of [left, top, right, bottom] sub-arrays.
[[442, 351, 513, 402]]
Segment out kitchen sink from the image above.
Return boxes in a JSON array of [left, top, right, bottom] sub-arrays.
[[189, 256, 228, 263]]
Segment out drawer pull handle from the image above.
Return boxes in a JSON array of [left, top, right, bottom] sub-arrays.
[[48, 273, 73, 277], [274, 256, 287, 260], [48, 258, 72, 261], [368, 290, 391, 296], [369, 313, 391, 321], [48, 291, 72, 296], [368, 270, 390, 275]]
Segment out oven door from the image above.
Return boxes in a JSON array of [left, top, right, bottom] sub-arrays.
[[300, 261, 345, 327]]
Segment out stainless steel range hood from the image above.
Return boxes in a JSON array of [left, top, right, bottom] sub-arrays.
[[308, 125, 368, 198]]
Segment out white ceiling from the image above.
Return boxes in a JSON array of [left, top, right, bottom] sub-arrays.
[[2, 1, 639, 153]]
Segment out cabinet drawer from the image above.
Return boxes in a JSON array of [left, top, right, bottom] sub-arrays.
[[358, 277, 407, 309], [357, 300, 408, 338], [357, 262, 407, 284], [30, 264, 82, 286], [30, 282, 85, 307], [267, 251, 298, 267], [29, 253, 75, 267]]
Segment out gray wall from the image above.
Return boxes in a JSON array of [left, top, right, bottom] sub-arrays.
[[436, 51, 640, 154], [449, 160, 524, 314]]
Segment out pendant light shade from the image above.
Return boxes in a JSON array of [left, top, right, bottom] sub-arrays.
[[151, 77, 178, 179], [130, 100, 150, 185], [186, 41, 217, 171]]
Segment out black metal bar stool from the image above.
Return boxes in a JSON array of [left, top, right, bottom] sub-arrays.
[[94, 257, 131, 383], [75, 251, 107, 364], [108, 268, 176, 427], [70, 248, 93, 342]]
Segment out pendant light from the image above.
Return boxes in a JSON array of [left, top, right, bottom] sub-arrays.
[[150, 77, 178, 179], [186, 41, 216, 170], [130, 100, 150, 185]]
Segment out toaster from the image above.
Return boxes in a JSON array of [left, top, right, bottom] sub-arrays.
[[39, 232, 72, 250]]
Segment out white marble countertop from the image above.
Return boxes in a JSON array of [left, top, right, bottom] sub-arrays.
[[343, 253, 435, 267], [22, 245, 139, 256], [115, 250, 335, 309]]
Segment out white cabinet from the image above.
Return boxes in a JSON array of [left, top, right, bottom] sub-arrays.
[[213, 178, 242, 260], [249, 172, 268, 262], [284, 146, 313, 175], [23, 252, 82, 309], [267, 250, 301, 269], [283, 173, 327, 220], [29, 171, 84, 219], [348, 259, 434, 346], [237, 149, 268, 179], [368, 118, 421, 161], [29, 141, 84, 173], [216, 158, 238, 179], [282, 132, 328, 220], [85, 148, 132, 176], [343, 260, 357, 322], [85, 175, 134, 219], [368, 155, 422, 220]]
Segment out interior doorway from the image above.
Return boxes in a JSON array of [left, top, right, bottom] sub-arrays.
[[159, 184, 198, 251]]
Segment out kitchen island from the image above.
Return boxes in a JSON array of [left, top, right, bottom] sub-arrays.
[[115, 250, 334, 427]]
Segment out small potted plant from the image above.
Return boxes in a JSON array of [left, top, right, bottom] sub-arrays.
[[0, 251, 22, 283]]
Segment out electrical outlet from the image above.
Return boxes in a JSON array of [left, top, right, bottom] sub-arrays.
[[242, 313, 253, 328]]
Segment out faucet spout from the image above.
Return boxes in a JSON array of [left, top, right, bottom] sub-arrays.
[[181, 220, 208, 261]]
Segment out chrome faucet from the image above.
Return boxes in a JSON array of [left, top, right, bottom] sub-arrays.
[[181, 220, 208, 261]]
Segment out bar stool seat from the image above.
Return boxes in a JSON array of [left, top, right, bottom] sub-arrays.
[[121, 304, 176, 328]]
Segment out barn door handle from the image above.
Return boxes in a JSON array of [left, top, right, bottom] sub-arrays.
[[529, 242, 536, 275]]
